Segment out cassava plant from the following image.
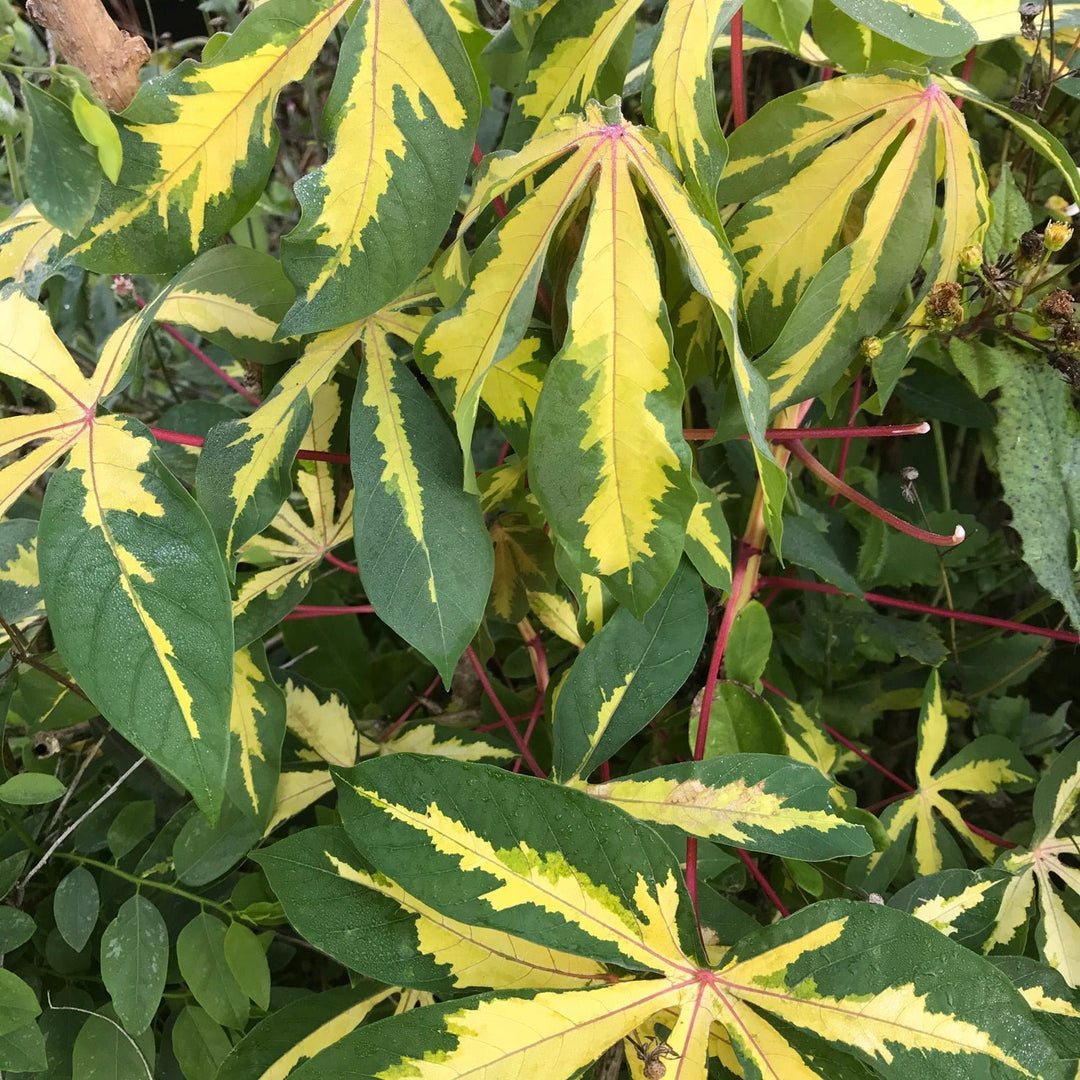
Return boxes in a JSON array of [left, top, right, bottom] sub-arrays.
[[1, 0, 1080, 1076]]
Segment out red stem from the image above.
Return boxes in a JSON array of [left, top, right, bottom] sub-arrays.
[[472, 142, 509, 220], [788, 439, 965, 547], [955, 47, 977, 108], [820, 66, 834, 81], [831, 374, 864, 505], [682, 422, 929, 442], [465, 648, 545, 778], [737, 849, 790, 917], [284, 604, 374, 618], [133, 295, 262, 407], [323, 551, 360, 574], [380, 674, 443, 741], [730, 9, 747, 128], [149, 427, 350, 465], [757, 576, 1080, 645]]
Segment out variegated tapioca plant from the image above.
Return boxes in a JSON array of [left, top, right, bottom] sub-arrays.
[[0, 0, 1079, 1075]]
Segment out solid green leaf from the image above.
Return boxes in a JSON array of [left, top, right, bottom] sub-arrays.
[[172, 802, 262, 887], [176, 913, 250, 1030], [335, 754, 705, 972], [22, 81, 101, 235], [0, 771, 66, 804], [278, 0, 480, 335], [551, 558, 707, 782], [351, 346, 493, 685], [106, 800, 156, 859], [724, 600, 773, 686], [691, 681, 787, 757], [0, 970, 39, 1037], [70, 1013, 153, 1080], [172, 1006, 232, 1080], [99, 895, 168, 1035], [984, 168, 1034, 261], [224, 921, 271, 1011], [39, 416, 234, 820], [0, 1016, 47, 1071], [993, 350, 1080, 632], [0, 905, 36, 952], [54, 866, 99, 952]]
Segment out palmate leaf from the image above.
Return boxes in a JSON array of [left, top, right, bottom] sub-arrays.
[[418, 99, 780, 615], [861, 672, 1034, 890], [71, 0, 354, 273], [234, 384, 353, 624], [197, 280, 433, 565], [984, 738, 1080, 987], [717, 72, 989, 405], [0, 291, 233, 817], [278, 0, 479, 336], [275, 757, 1058, 1079], [580, 754, 873, 860]]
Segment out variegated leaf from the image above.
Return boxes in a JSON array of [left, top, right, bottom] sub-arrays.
[[351, 333, 493, 685], [580, 755, 872, 860], [154, 245, 298, 364], [0, 201, 65, 290], [893, 867, 1015, 952], [279, 0, 479, 335], [73, 0, 353, 272], [489, 513, 556, 623], [227, 643, 285, 827], [39, 414, 233, 819], [258, 826, 607, 992], [986, 738, 1080, 986], [502, 0, 640, 148], [551, 559, 706, 782], [234, 383, 353, 622], [481, 333, 549, 456], [829, 0, 976, 54], [0, 519, 42, 625], [719, 74, 988, 404], [642, 0, 740, 224], [357, 723, 516, 764], [335, 754, 705, 972], [685, 475, 732, 590], [216, 984, 397, 1080], [861, 672, 1034, 888]]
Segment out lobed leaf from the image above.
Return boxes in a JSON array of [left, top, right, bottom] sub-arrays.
[[0, 201, 65, 290], [227, 643, 285, 828]]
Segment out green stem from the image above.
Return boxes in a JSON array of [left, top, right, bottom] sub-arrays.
[[3, 134, 24, 204], [59, 853, 235, 918], [0, 805, 42, 854], [931, 420, 951, 513]]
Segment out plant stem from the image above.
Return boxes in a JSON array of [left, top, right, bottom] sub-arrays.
[[756, 576, 1080, 644], [788, 439, 964, 546], [682, 422, 928, 442], [931, 420, 951, 513], [465, 648, 545, 778], [730, 9, 747, 128], [830, 374, 864, 505]]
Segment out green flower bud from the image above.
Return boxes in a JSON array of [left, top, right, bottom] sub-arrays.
[[859, 336, 883, 360], [1044, 221, 1074, 253], [958, 244, 983, 272]]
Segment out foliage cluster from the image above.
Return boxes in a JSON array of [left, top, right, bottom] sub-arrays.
[[1, 0, 1080, 1077]]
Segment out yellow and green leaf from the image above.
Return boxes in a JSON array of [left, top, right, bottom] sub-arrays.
[[0, 519, 43, 627], [551, 559, 706, 782], [489, 512, 556, 623], [215, 984, 397, 1080], [335, 754, 705, 972], [258, 825, 608, 992], [0, 201, 64, 290], [582, 754, 872, 860], [828, 0, 976, 55], [985, 738, 1080, 987], [860, 672, 1034, 890], [226, 642, 286, 828], [278, 0, 480, 335], [73, 0, 354, 273], [357, 723, 517, 764], [351, 324, 493, 685], [642, 0, 740, 225], [685, 475, 732, 590], [719, 74, 987, 407], [234, 383, 353, 622], [502, 0, 640, 148]]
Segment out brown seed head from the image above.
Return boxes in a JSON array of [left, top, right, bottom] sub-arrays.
[[1035, 289, 1075, 325], [1018, 228, 1045, 264], [926, 281, 964, 329]]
